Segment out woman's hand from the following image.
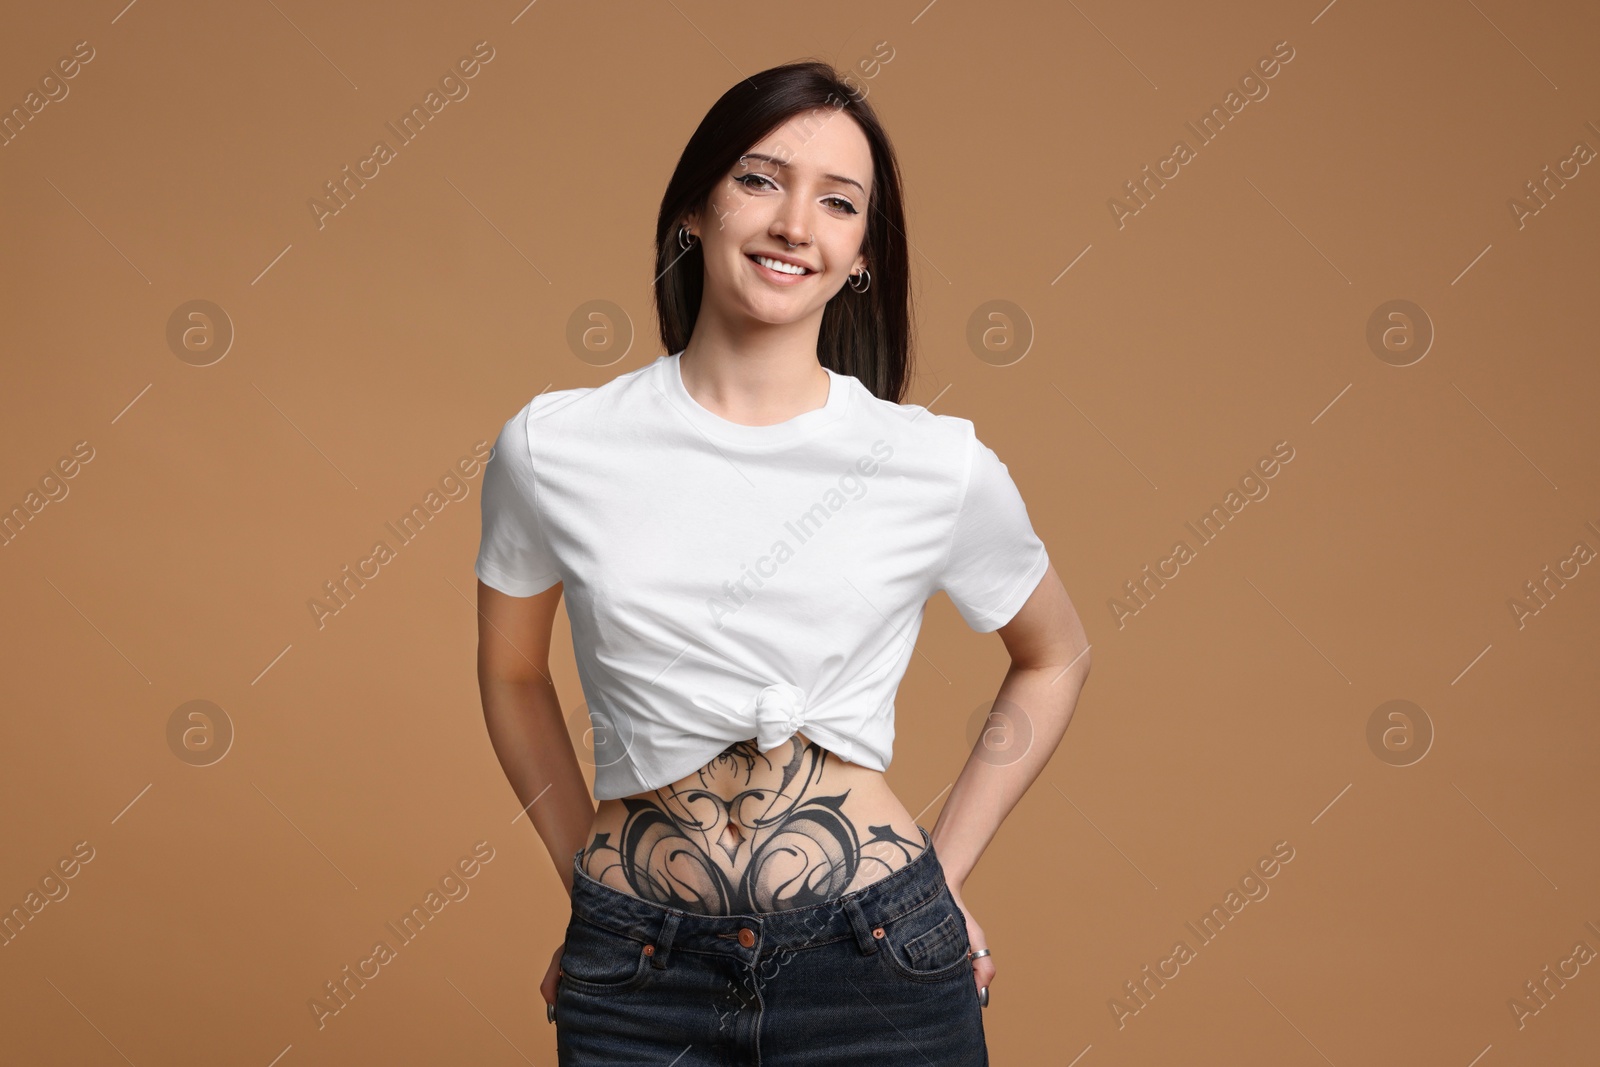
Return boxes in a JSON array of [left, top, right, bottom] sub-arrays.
[[946, 884, 994, 999], [540, 941, 563, 1017]]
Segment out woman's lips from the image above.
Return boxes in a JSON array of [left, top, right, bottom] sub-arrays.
[[747, 253, 814, 284]]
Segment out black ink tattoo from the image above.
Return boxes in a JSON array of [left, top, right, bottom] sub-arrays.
[[579, 735, 924, 914]]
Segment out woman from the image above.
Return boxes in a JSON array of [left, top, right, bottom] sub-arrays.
[[476, 60, 1090, 1065]]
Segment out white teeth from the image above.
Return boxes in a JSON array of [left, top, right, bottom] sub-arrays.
[[753, 255, 809, 275]]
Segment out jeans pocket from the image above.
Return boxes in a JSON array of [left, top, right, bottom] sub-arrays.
[[879, 891, 973, 982], [558, 915, 654, 995]]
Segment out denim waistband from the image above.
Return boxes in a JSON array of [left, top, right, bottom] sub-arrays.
[[568, 826, 950, 964]]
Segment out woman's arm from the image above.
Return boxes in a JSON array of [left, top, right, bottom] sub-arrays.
[[476, 580, 595, 898], [929, 560, 1091, 889]]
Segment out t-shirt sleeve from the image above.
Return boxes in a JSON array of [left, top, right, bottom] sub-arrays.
[[935, 428, 1050, 632], [474, 403, 562, 597]]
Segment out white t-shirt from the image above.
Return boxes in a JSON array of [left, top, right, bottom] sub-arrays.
[[475, 350, 1050, 800]]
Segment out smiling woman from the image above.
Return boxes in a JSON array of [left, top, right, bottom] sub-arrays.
[[475, 57, 1090, 1067], [674, 129, 879, 379]]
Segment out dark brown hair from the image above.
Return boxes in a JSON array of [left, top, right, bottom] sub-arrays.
[[653, 60, 913, 404]]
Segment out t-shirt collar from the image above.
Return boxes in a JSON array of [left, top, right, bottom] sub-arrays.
[[658, 349, 852, 450]]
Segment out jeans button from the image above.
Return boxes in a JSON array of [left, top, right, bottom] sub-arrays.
[[737, 927, 756, 948]]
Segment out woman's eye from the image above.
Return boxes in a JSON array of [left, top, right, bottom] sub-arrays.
[[734, 174, 857, 215]]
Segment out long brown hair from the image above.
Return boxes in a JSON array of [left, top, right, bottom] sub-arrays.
[[653, 60, 914, 404]]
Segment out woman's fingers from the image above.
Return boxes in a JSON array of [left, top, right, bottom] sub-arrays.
[[972, 953, 996, 992], [945, 883, 994, 993], [540, 942, 563, 1009]]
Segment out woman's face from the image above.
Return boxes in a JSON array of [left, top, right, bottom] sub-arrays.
[[686, 108, 874, 327]]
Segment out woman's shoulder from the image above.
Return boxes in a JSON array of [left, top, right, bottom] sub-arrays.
[[521, 383, 596, 424], [501, 361, 641, 429], [521, 353, 673, 425], [844, 377, 980, 452]]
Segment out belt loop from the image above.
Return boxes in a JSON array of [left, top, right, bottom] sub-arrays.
[[651, 910, 682, 969], [842, 896, 879, 955]]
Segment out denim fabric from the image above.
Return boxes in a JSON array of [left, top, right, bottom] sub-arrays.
[[555, 826, 989, 1066]]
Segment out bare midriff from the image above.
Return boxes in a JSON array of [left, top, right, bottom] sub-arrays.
[[578, 733, 928, 915]]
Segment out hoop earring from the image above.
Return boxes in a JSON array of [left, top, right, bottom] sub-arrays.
[[678, 225, 697, 251], [848, 268, 871, 293]]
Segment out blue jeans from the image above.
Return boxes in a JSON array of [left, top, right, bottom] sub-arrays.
[[555, 826, 989, 1065]]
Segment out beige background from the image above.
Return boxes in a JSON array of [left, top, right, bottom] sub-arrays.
[[4, 0, 1599, 1063]]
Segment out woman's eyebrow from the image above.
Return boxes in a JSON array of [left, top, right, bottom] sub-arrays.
[[739, 152, 865, 195]]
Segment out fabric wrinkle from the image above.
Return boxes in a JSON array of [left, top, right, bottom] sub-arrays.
[[751, 681, 808, 753]]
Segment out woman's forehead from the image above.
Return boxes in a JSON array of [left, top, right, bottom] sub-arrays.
[[739, 115, 873, 192]]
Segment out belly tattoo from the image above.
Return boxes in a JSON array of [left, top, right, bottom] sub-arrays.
[[579, 734, 925, 915]]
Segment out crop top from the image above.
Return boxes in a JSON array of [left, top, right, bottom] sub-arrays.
[[474, 350, 1051, 800]]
